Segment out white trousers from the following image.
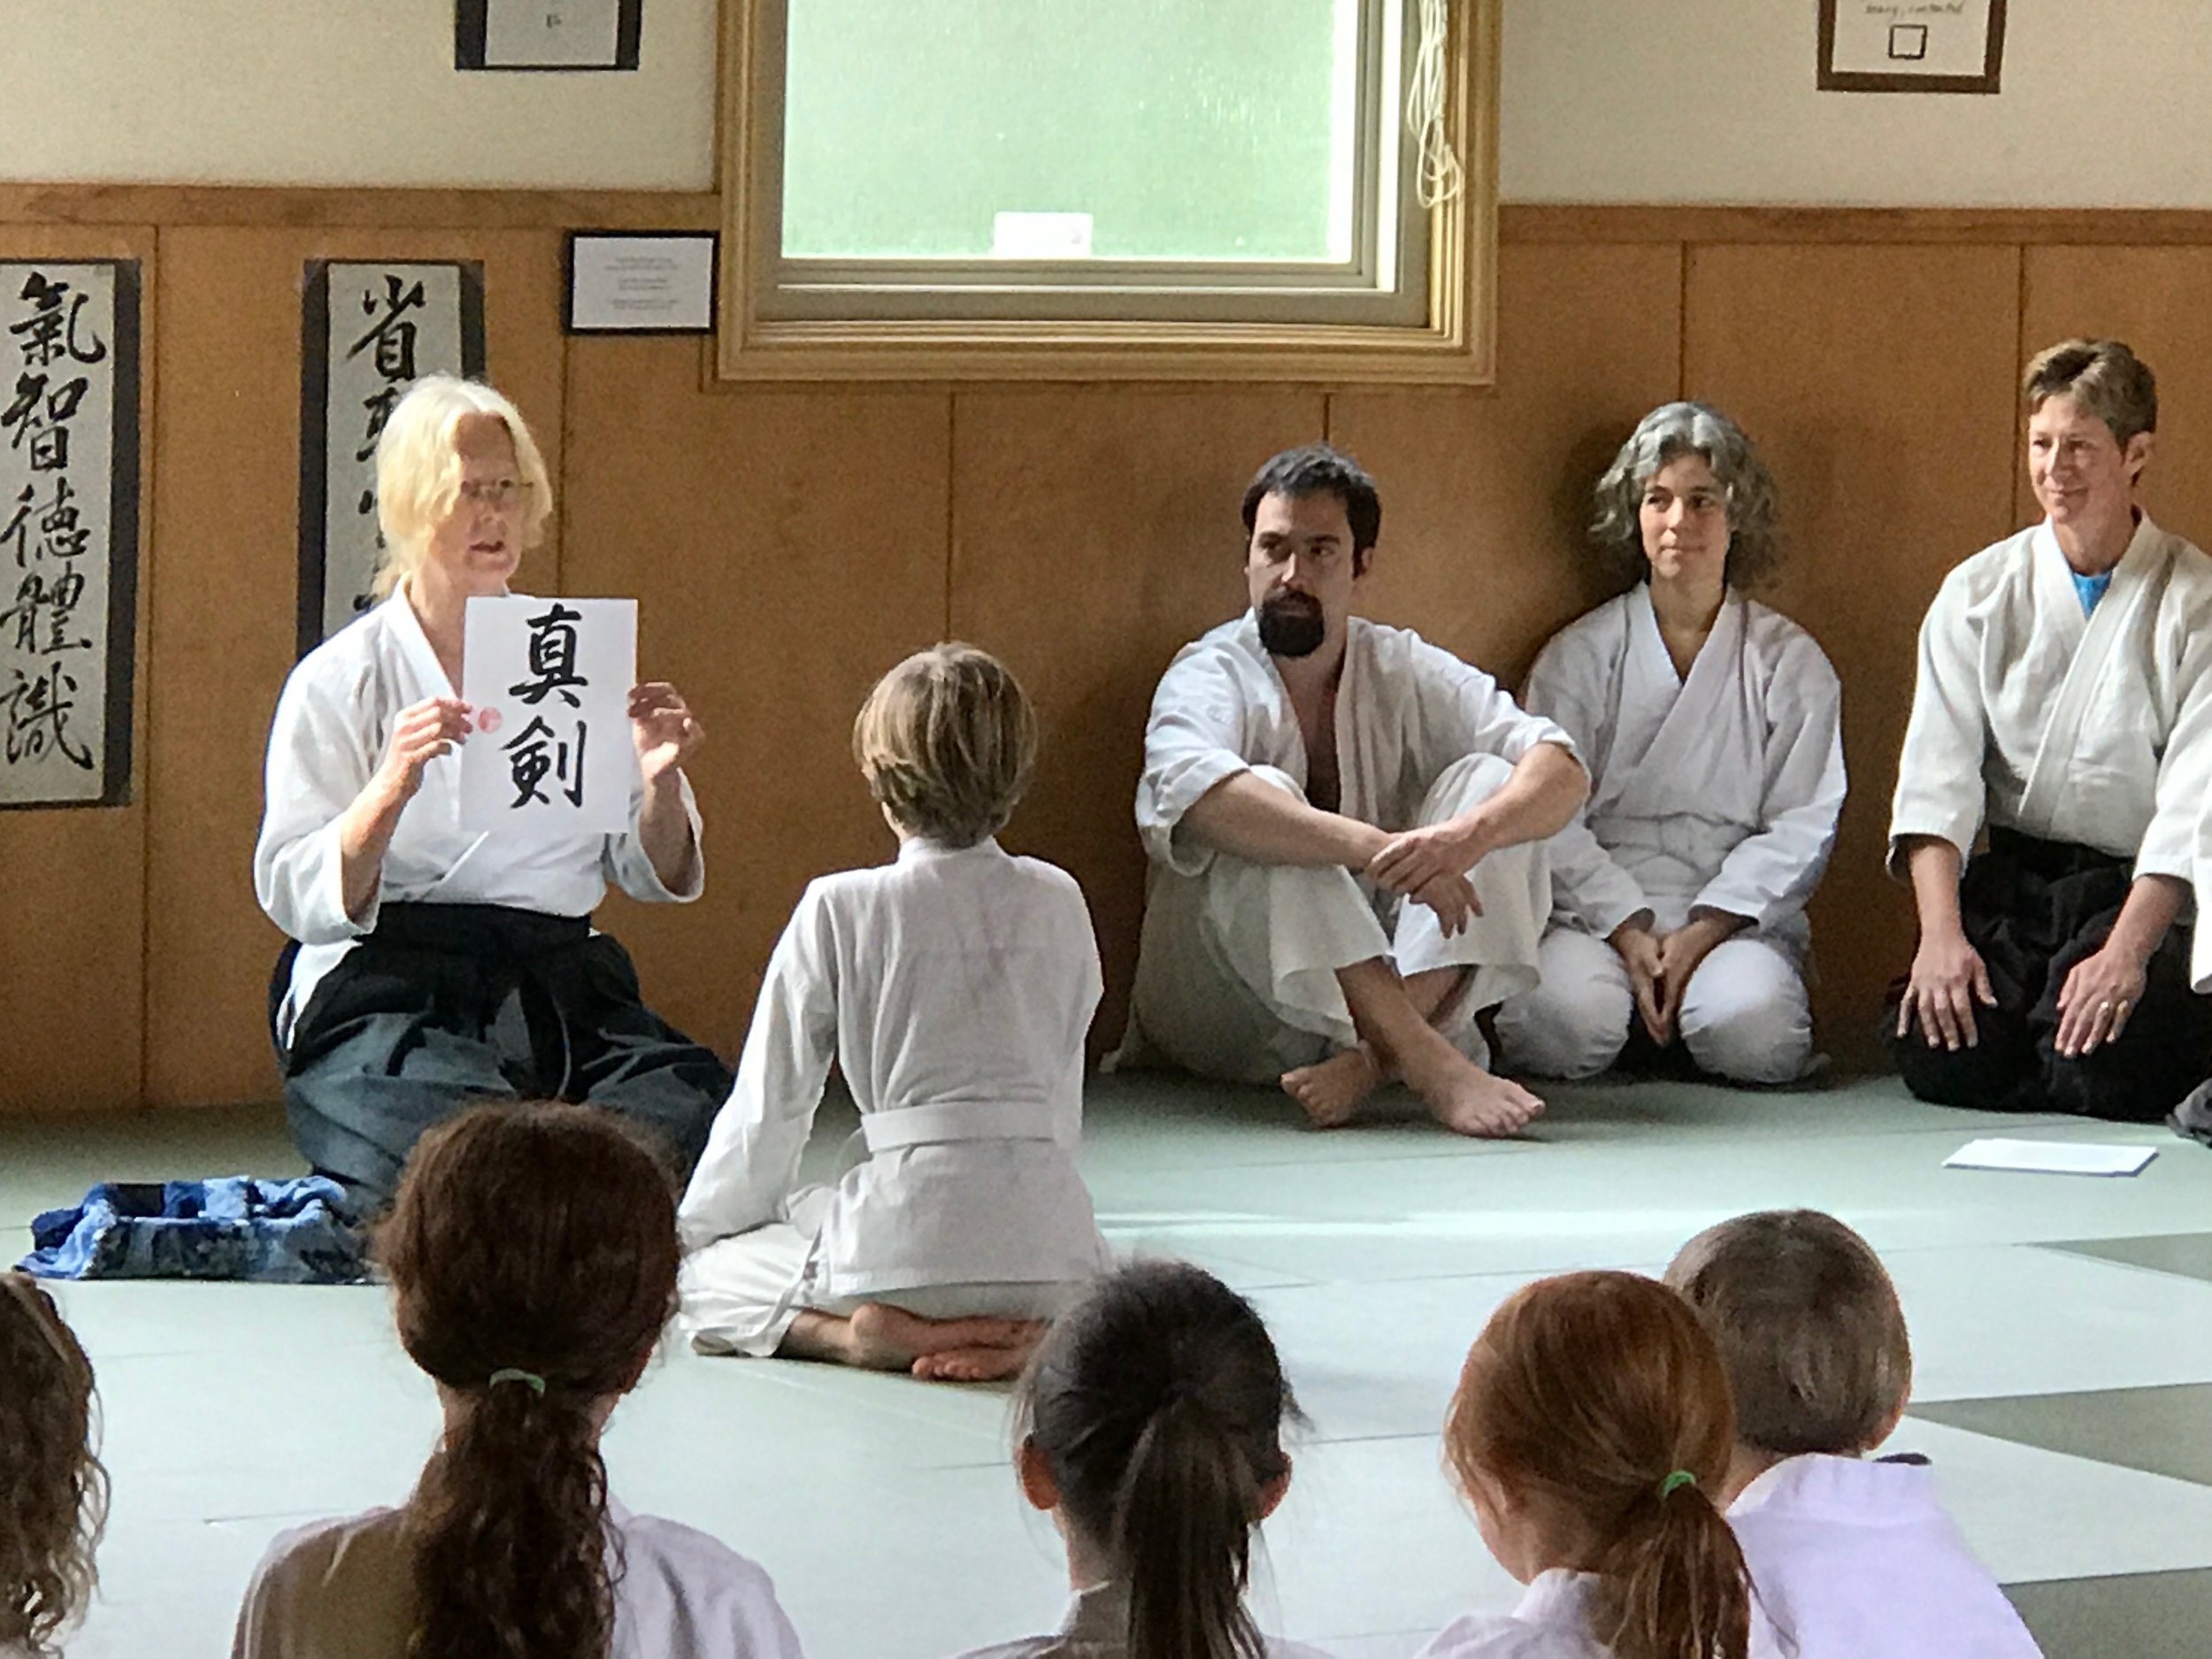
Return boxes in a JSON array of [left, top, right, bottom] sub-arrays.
[[1125, 755, 1548, 1084], [680, 1183, 1089, 1358], [1492, 927, 1813, 1085]]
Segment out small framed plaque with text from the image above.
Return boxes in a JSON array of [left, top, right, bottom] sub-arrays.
[[1818, 0, 2005, 94], [565, 232, 718, 335]]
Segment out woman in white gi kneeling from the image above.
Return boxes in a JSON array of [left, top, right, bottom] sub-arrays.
[[678, 644, 1110, 1382], [1494, 403, 1846, 1085], [255, 375, 726, 1209]]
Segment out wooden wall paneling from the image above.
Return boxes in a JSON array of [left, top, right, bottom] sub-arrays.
[[561, 343, 951, 1055], [1330, 242, 1686, 687], [1502, 205, 2212, 248], [2019, 246, 2212, 542], [26, 191, 2212, 1115], [946, 388, 1329, 1055], [0, 185, 718, 233], [144, 227, 566, 1109], [1684, 243, 2024, 1065], [0, 225, 155, 1112]]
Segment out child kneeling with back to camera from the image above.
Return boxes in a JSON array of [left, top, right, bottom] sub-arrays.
[[679, 643, 1111, 1382], [233, 1101, 805, 1659], [1666, 1209, 2042, 1659], [1422, 1270, 1762, 1659], [2, 1271, 108, 1659], [959, 1258, 1331, 1659]]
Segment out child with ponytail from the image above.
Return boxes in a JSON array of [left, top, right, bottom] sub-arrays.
[[1422, 1271, 1759, 1659], [1, 1272, 107, 1659], [232, 1101, 805, 1659], [960, 1259, 1331, 1659]]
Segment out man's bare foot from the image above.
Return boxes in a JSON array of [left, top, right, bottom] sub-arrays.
[[793, 1302, 1041, 1374], [1281, 1045, 1386, 1128], [912, 1333, 1042, 1383], [1398, 1042, 1543, 1139]]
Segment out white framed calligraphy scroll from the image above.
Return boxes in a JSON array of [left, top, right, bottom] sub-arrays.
[[457, 595, 637, 836], [0, 261, 140, 808], [297, 261, 486, 656]]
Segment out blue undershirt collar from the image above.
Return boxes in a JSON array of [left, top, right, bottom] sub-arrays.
[[2071, 566, 2114, 616]]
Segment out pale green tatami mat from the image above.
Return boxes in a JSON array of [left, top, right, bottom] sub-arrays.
[[7, 1073, 2210, 1658]]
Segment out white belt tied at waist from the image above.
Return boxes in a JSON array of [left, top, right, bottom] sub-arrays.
[[861, 1101, 1056, 1153]]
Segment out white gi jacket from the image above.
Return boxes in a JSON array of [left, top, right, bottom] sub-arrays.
[[1413, 1571, 1610, 1659], [1732, 1454, 2044, 1659], [1136, 612, 1576, 876], [678, 837, 1110, 1300], [253, 592, 703, 1041], [956, 1582, 1334, 1659], [1890, 515, 2212, 880], [233, 1499, 804, 1659], [1525, 587, 1845, 956]]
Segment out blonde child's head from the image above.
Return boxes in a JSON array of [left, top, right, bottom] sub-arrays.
[[1445, 1271, 1750, 1659], [852, 643, 1037, 848], [1665, 1209, 1912, 1461], [0, 1272, 107, 1659]]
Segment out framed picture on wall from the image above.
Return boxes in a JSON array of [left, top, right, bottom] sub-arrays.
[[565, 232, 718, 334], [1818, 0, 2005, 94], [457, 0, 643, 71]]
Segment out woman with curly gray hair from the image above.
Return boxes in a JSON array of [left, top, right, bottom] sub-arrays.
[[1493, 403, 1846, 1085]]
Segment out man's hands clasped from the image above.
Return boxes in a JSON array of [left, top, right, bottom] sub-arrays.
[[1365, 819, 1486, 936]]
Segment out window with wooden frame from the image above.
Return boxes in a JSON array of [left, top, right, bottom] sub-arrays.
[[718, 0, 1498, 384]]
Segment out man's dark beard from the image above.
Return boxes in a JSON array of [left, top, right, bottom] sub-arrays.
[[1257, 592, 1325, 658]]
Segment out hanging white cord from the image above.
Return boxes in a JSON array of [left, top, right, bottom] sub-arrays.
[[1406, 0, 1463, 209]]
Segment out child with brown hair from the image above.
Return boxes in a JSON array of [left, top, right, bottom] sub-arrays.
[[1666, 1210, 2042, 1659], [679, 643, 1110, 1382], [959, 1259, 1329, 1659], [232, 1102, 804, 1659], [1423, 1271, 1756, 1659], [1, 1273, 108, 1659]]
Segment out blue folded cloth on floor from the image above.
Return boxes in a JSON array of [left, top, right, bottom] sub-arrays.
[[18, 1176, 366, 1284]]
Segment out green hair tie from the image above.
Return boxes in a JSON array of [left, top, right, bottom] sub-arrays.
[[487, 1368, 546, 1397], [1658, 1469, 1698, 1501]]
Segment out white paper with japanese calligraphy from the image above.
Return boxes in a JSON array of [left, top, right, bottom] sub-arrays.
[[0, 263, 133, 806], [312, 263, 478, 645], [458, 595, 636, 835]]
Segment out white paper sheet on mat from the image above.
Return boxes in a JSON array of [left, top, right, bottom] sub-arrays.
[[1944, 1139, 2158, 1178]]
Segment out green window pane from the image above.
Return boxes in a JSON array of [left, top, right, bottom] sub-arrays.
[[782, 0, 1360, 263]]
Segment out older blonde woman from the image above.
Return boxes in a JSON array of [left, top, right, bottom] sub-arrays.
[[254, 375, 724, 1206], [1493, 402, 1846, 1085]]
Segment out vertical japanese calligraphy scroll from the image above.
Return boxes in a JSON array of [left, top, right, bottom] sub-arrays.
[[0, 261, 140, 808], [297, 261, 486, 655]]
